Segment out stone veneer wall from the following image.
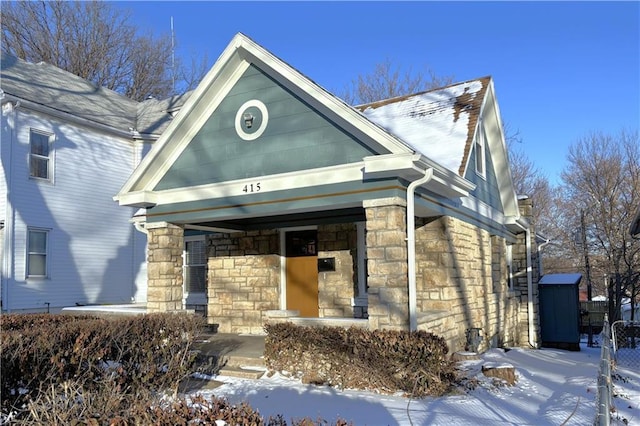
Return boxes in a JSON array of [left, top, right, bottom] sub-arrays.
[[146, 222, 184, 312], [513, 198, 541, 347], [414, 216, 520, 353], [207, 230, 280, 334], [317, 223, 358, 318], [364, 201, 409, 330], [491, 235, 519, 348]]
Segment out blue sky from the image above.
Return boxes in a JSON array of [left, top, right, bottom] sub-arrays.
[[118, 1, 639, 185]]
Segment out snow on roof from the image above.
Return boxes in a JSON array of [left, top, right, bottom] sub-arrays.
[[539, 273, 583, 285], [359, 77, 489, 175]]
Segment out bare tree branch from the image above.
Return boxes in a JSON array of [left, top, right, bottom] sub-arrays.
[[1, 1, 202, 101], [339, 58, 454, 105]]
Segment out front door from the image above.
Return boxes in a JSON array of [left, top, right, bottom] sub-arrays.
[[285, 230, 319, 317]]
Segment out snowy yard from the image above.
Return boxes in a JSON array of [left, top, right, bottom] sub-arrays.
[[193, 342, 639, 425]]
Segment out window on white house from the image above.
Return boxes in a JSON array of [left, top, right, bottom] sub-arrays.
[[475, 126, 486, 178], [27, 228, 48, 277], [29, 130, 53, 180], [184, 239, 206, 293]]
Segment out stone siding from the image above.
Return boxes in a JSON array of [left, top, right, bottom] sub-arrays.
[[317, 223, 358, 318], [414, 216, 520, 352], [364, 202, 409, 330], [146, 222, 184, 312], [207, 230, 280, 334]]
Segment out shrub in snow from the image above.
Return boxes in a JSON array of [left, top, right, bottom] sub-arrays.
[[0, 312, 203, 420], [264, 323, 456, 397]]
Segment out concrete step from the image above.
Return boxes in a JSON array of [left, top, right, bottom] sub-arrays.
[[222, 355, 266, 368], [218, 366, 266, 380]]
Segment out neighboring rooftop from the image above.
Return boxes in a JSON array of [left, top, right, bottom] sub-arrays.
[[0, 52, 182, 136]]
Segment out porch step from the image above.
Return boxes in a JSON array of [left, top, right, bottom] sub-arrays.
[[222, 355, 266, 368], [217, 355, 267, 379], [218, 366, 267, 379]]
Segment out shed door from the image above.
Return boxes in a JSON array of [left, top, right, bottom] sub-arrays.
[[540, 284, 579, 343], [285, 230, 318, 317]]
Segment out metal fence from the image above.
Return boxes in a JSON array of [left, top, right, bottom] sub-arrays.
[[611, 320, 640, 368], [594, 315, 612, 426]]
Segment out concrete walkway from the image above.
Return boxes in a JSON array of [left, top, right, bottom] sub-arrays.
[[180, 332, 267, 394]]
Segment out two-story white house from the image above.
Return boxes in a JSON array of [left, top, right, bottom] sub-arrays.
[[0, 53, 187, 312]]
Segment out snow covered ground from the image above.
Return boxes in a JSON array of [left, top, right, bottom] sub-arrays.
[[192, 341, 640, 425]]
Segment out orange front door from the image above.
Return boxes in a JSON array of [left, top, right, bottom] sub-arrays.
[[285, 230, 319, 318]]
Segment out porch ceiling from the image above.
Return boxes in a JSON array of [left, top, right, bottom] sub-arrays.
[[183, 207, 366, 232]]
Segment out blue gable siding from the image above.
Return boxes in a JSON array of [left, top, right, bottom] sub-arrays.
[[155, 65, 379, 191], [465, 136, 503, 212]]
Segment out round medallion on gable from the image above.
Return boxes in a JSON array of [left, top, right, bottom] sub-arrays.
[[235, 99, 269, 141]]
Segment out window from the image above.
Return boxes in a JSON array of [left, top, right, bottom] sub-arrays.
[[184, 239, 206, 293], [27, 229, 48, 277], [475, 126, 486, 178], [506, 244, 514, 290], [29, 130, 52, 180]]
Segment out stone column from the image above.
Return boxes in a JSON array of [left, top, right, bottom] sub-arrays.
[[146, 222, 184, 312], [364, 198, 409, 330], [514, 197, 541, 347]]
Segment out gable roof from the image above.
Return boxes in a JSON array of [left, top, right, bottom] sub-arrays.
[[0, 52, 181, 137], [358, 77, 490, 176], [117, 33, 476, 205]]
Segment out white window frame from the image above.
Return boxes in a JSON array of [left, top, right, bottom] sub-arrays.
[[506, 244, 514, 291], [27, 228, 49, 278], [29, 129, 54, 181], [475, 125, 486, 179], [183, 235, 207, 305]]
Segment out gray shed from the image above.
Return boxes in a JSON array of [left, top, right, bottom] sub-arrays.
[[539, 273, 583, 351]]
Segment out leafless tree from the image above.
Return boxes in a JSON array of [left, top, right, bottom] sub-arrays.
[[507, 142, 554, 228], [557, 130, 640, 318], [1, 1, 206, 101], [339, 58, 455, 105]]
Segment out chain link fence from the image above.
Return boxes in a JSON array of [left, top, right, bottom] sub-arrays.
[[595, 315, 612, 425], [611, 320, 640, 368]]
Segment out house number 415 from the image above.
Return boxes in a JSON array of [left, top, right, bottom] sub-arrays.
[[242, 183, 261, 193]]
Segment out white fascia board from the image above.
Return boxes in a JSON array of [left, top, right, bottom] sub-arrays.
[[415, 155, 476, 196], [118, 36, 250, 196], [484, 82, 520, 218], [137, 162, 365, 206], [114, 191, 158, 208], [363, 153, 421, 177], [134, 61, 249, 192], [364, 154, 475, 198], [504, 214, 529, 233]]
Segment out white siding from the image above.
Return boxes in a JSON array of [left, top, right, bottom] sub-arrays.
[[3, 107, 147, 311]]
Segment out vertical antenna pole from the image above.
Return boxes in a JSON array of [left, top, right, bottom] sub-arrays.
[[171, 16, 175, 93]]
